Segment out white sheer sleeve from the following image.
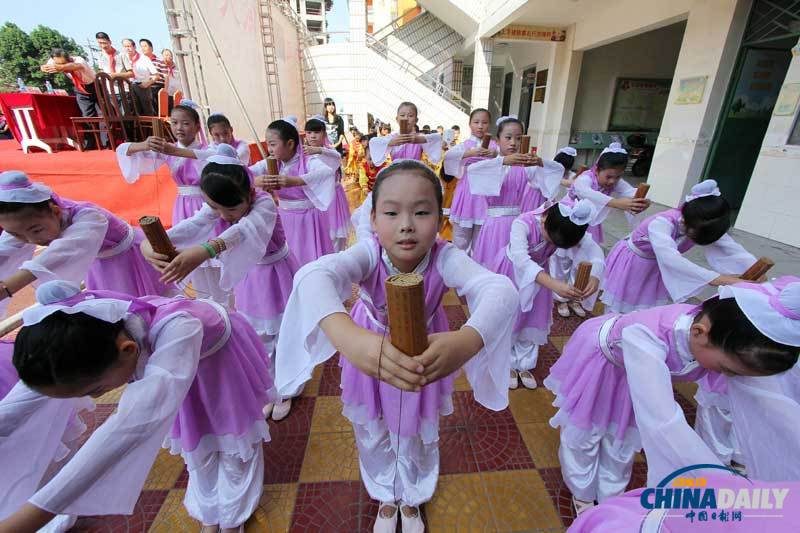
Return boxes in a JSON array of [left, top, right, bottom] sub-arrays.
[[421, 133, 443, 164], [249, 160, 267, 176], [524, 159, 564, 200], [236, 141, 251, 165], [298, 157, 335, 210], [728, 369, 800, 481], [0, 232, 36, 282], [275, 241, 377, 397], [572, 174, 615, 224], [572, 233, 605, 279], [0, 384, 93, 519], [115, 143, 167, 183], [28, 315, 203, 516], [351, 192, 374, 242], [468, 156, 506, 197], [21, 209, 108, 284], [314, 148, 343, 172], [215, 195, 277, 290], [437, 244, 518, 411], [702, 234, 756, 276], [622, 324, 722, 486], [369, 135, 393, 165], [443, 143, 467, 177], [166, 204, 218, 249], [648, 216, 718, 302], [507, 219, 542, 312]]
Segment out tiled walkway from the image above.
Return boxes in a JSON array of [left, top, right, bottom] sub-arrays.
[[32, 290, 700, 533]]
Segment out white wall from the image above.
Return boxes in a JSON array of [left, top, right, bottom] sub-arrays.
[[571, 22, 686, 132], [735, 37, 800, 247], [493, 41, 553, 133]]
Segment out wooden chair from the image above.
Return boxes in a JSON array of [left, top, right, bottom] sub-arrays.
[[70, 73, 124, 150]]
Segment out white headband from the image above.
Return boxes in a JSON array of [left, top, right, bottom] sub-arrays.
[[685, 179, 721, 203], [558, 147, 577, 157], [281, 115, 299, 131], [0, 171, 53, 203], [178, 98, 201, 112], [207, 143, 244, 166], [495, 114, 518, 127], [718, 276, 800, 347], [557, 199, 596, 226], [22, 281, 133, 327], [600, 142, 627, 155], [309, 114, 326, 123]]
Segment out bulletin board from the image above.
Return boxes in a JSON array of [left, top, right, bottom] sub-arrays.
[[608, 77, 672, 131]]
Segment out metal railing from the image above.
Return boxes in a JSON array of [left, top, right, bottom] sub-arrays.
[[365, 34, 471, 112]]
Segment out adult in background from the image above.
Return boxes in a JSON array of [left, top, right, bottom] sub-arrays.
[[323, 97, 345, 155], [161, 49, 182, 96], [121, 38, 158, 115], [95, 32, 130, 80], [139, 39, 166, 110], [40, 48, 103, 149]]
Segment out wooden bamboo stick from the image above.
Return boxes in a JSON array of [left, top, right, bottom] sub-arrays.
[[266, 158, 279, 176], [740, 257, 775, 281], [139, 216, 178, 260], [574, 262, 593, 292], [399, 119, 412, 135], [481, 134, 491, 149], [385, 273, 428, 356], [519, 135, 530, 154], [576, 165, 589, 175], [634, 183, 651, 199]]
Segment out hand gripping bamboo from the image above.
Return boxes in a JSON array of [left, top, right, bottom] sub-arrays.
[[266, 158, 279, 176], [481, 134, 491, 149], [740, 257, 775, 281], [139, 216, 178, 260], [519, 135, 530, 154], [634, 183, 651, 199], [385, 273, 428, 356]]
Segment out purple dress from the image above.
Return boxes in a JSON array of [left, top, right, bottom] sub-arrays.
[[545, 304, 708, 445], [0, 340, 16, 400], [56, 196, 172, 297], [276, 153, 335, 267], [341, 237, 455, 439], [448, 137, 496, 229], [470, 164, 534, 267], [601, 209, 693, 311], [489, 209, 557, 345]]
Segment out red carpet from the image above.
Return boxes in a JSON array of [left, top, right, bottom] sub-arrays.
[[0, 139, 176, 226]]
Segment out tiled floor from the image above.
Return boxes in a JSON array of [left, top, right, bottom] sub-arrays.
[[24, 291, 700, 533]]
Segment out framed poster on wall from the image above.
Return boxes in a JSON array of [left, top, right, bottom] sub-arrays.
[[608, 78, 672, 131]]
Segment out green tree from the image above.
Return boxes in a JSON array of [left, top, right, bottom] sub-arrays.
[[0, 23, 87, 93]]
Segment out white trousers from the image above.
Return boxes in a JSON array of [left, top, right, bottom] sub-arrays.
[[549, 253, 599, 310], [353, 423, 439, 506], [184, 445, 264, 529], [511, 341, 539, 372], [558, 430, 637, 502]]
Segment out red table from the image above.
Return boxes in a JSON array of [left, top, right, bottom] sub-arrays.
[[0, 93, 81, 153]]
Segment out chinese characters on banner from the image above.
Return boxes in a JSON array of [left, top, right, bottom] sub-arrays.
[[494, 25, 567, 42]]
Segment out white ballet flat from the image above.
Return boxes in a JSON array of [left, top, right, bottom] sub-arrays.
[[569, 301, 587, 318], [557, 302, 571, 318], [518, 370, 538, 390], [509, 369, 519, 390], [572, 496, 596, 516], [262, 402, 274, 419], [271, 398, 292, 421], [400, 504, 425, 533], [373, 502, 398, 533]]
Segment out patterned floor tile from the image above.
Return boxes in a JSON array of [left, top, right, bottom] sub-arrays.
[[264, 433, 309, 485], [508, 388, 558, 424], [518, 422, 561, 469], [469, 423, 537, 472], [673, 381, 698, 405], [539, 466, 577, 528], [301, 365, 323, 398], [446, 390, 516, 428], [289, 481, 364, 532], [550, 336, 569, 353], [309, 395, 351, 433], [674, 391, 697, 427], [73, 490, 169, 532], [317, 356, 343, 396], [549, 310, 592, 335], [627, 460, 649, 491], [247, 483, 298, 532], [424, 474, 494, 531], [439, 427, 479, 474], [268, 396, 316, 437], [149, 489, 190, 532], [143, 448, 185, 490], [532, 343, 562, 383], [299, 431, 360, 482], [96, 385, 126, 404], [441, 290, 462, 307], [482, 470, 564, 531], [452, 369, 472, 391]]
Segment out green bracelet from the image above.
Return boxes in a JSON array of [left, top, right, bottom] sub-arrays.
[[201, 242, 217, 258]]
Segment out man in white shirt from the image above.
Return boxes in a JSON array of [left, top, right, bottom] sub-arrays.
[[95, 32, 130, 80], [121, 38, 158, 115], [40, 48, 103, 148]]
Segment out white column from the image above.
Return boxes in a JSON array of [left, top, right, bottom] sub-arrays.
[[470, 38, 494, 109], [536, 26, 583, 157], [647, 0, 753, 207], [735, 36, 800, 246]]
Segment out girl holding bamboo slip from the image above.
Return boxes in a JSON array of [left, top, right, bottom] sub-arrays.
[[466, 116, 564, 267], [600, 179, 757, 313], [140, 146, 300, 421], [275, 160, 518, 532], [444, 108, 497, 251], [0, 171, 172, 318], [249, 116, 336, 267], [489, 199, 604, 390]]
